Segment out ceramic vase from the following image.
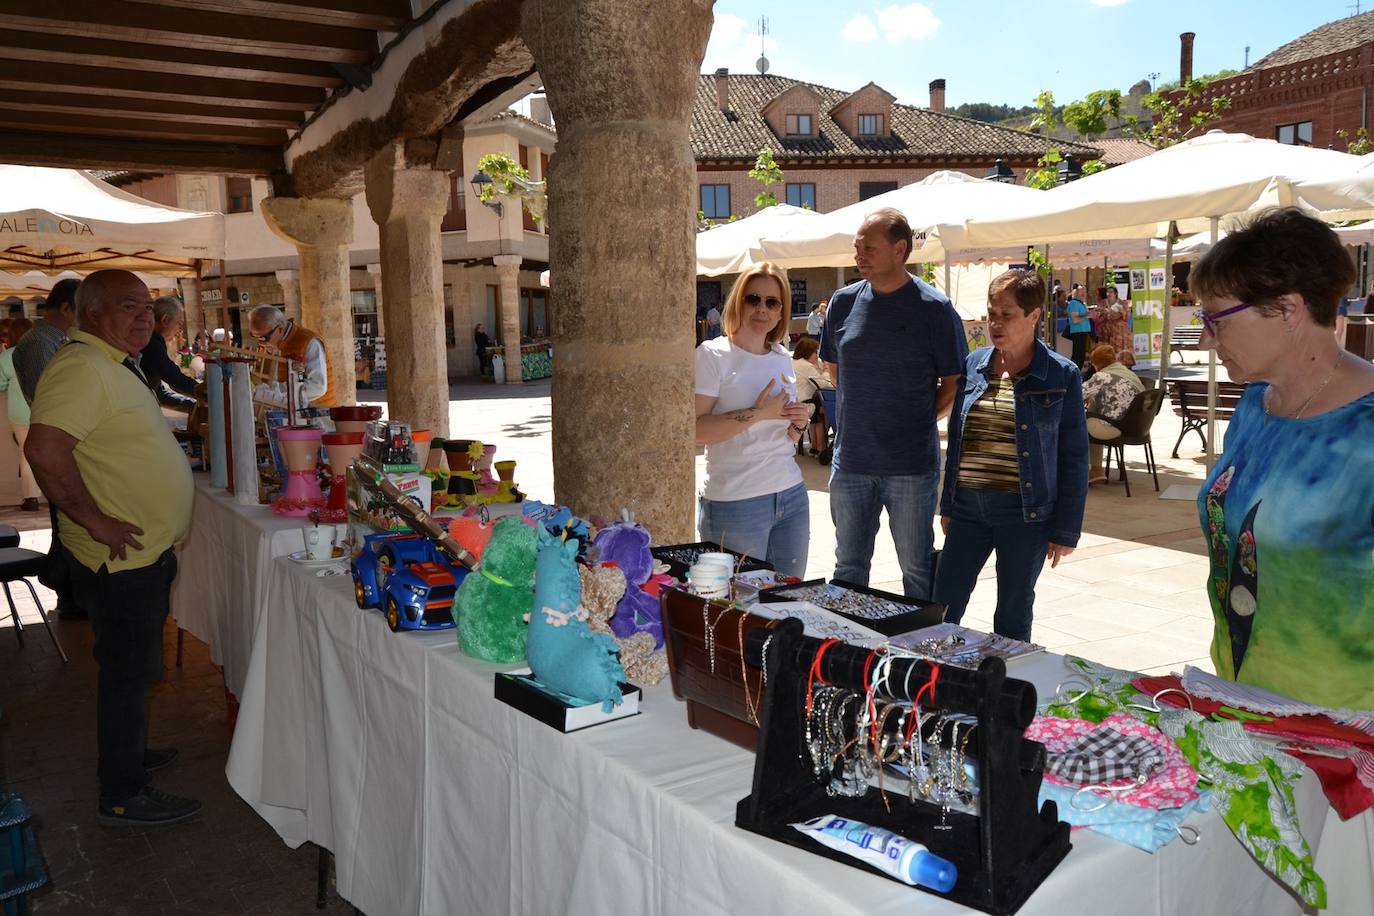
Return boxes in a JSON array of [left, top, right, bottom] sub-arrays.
[[321, 431, 365, 518], [410, 429, 433, 471], [495, 459, 517, 482], [330, 404, 382, 436], [425, 437, 448, 472], [273, 426, 325, 516], [443, 439, 476, 473], [475, 444, 498, 492]]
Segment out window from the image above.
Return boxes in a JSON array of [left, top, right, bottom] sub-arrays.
[[521, 287, 548, 338], [785, 113, 813, 136], [785, 183, 816, 210], [790, 279, 809, 317], [700, 183, 730, 219], [859, 181, 898, 201], [441, 175, 466, 232], [1276, 121, 1313, 146], [225, 176, 252, 213], [858, 114, 883, 136]]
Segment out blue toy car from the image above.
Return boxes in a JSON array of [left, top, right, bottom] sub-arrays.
[[351, 532, 470, 632]]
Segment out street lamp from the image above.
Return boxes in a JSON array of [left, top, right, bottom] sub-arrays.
[[1057, 154, 1083, 184], [469, 170, 504, 217], [985, 158, 1016, 183]]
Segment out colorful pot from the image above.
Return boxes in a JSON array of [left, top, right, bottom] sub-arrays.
[[330, 404, 382, 436], [443, 439, 476, 473], [425, 437, 448, 472], [321, 431, 365, 516], [410, 429, 433, 472], [475, 444, 498, 493], [495, 459, 517, 482], [272, 426, 324, 516]]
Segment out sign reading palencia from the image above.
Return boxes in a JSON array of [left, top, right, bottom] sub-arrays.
[[0, 215, 95, 236]]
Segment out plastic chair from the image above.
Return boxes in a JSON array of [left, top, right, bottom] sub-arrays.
[[817, 387, 838, 465], [0, 548, 68, 664], [0, 526, 18, 550], [1087, 388, 1164, 498]]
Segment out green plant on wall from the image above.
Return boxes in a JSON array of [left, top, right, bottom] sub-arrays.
[[476, 152, 545, 223], [748, 147, 784, 209], [1337, 127, 1372, 155]]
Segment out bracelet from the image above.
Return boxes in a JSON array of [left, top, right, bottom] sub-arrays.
[[790, 423, 807, 433]]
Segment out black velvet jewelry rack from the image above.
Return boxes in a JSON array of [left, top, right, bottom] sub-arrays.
[[735, 619, 1070, 916]]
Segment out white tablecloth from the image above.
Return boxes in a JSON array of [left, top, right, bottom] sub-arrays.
[[223, 556, 1374, 915], [172, 476, 307, 696]]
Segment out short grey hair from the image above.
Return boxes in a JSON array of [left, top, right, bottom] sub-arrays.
[[75, 269, 142, 323], [248, 304, 286, 330], [152, 295, 183, 324]]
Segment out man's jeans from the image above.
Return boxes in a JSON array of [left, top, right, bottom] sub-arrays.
[[935, 487, 1049, 641], [69, 549, 178, 803], [699, 483, 810, 579], [828, 467, 938, 599]]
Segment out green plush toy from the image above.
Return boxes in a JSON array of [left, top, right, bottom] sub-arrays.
[[456, 515, 537, 662]]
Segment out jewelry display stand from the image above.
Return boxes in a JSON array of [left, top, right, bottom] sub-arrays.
[[736, 620, 1070, 915]]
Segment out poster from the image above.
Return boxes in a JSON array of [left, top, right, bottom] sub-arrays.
[[1128, 258, 1166, 369]]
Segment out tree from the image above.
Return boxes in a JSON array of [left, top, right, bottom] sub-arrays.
[[1061, 90, 1123, 140], [1124, 78, 1232, 148], [1337, 127, 1372, 155], [748, 147, 784, 209]]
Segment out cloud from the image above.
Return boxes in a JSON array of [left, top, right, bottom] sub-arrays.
[[876, 3, 941, 42], [1088, 0, 1129, 6], [842, 14, 878, 42]]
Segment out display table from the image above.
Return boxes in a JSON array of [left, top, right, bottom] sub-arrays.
[[172, 476, 308, 697], [225, 556, 1373, 916]]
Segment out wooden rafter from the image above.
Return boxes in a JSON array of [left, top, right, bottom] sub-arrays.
[[135, 0, 411, 32]]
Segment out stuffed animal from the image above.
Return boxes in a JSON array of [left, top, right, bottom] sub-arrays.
[[581, 563, 668, 688], [455, 515, 537, 663], [447, 510, 495, 561], [526, 530, 625, 710], [592, 522, 664, 648]]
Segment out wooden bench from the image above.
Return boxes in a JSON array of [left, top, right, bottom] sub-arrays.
[[1167, 379, 1248, 458], [1169, 326, 1203, 363]]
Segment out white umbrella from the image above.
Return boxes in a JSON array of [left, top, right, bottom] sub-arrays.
[[695, 204, 822, 276], [1290, 151, 1374, 221], [946, 131, 1364, 250]]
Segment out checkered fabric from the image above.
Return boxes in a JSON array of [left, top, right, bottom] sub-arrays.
[[1046, 726, 1166, 785]]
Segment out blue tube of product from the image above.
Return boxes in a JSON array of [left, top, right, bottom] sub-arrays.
[[792, 815, 958, 892]]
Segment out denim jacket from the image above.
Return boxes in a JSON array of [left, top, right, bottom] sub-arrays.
[[940, 340, 1089, 547]]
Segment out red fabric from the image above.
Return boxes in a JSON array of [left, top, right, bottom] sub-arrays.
[[1287, 751, 1374, 820]]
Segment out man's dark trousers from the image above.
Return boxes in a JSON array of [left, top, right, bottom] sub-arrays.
[[69, 549, 178, 803]]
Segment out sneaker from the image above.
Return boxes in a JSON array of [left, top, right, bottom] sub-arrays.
[[20, 497, 39, 512], [97, 786, 201, 828], [144, 747, 178, 773]]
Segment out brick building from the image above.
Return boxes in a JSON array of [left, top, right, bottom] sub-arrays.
[[1193, 13, 1374, 151]]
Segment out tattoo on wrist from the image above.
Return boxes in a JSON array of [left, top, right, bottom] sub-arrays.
[[727, 409, 756, 423]]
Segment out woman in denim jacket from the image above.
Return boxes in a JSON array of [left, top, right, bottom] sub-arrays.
[[935, 269, 1089, 640]]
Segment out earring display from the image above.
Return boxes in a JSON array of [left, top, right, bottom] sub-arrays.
[[758, 578, 945, 637]]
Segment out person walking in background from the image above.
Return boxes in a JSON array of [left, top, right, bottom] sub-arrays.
[[821, 208, 967, 599], [473, 323, 492, 376], [936, 269, 1088, 641], [695, 262, 812, 578], [0, 317, 41, 511], [1066, 284, 1092, 369], [804, 300, 827, 340]]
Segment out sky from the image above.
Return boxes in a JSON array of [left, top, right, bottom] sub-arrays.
[[704, 1, 1365, 111]]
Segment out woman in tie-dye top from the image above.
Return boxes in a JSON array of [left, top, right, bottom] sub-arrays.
[[1191, 208, 1374, 710]]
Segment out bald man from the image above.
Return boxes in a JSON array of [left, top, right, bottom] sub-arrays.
[[246, 304, 333, 407], [26, 269, 199, 828]]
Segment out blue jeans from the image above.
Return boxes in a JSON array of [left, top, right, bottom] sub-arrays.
[[935, 487, 1049, 641], [698, 483, 810, 579], [828, 468, 938, 599]]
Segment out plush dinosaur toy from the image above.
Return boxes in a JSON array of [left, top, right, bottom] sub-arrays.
[[580, 563, 668, 689], [592, 522, 664, 648], [455, 515, 537, 663], [526, 530, 625, 711]]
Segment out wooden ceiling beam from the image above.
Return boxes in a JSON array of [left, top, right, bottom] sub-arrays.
[[0, 112, 287, 146], [0, 1, 377, 63], [0, 29, 342, 87], [134, 0, 411, 32], [0, 89, 303, 130], [0, 131, 283, 176], [0, 60, 324, 110]]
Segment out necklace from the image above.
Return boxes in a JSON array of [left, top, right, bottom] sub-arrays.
[[1265, 351, 1343, 420]]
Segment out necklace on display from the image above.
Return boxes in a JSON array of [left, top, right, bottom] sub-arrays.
[[1265, 351, 1343, 420]]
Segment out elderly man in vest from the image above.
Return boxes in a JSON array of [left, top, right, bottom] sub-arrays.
[[245, 304, 334, 407], [26, 269, 199, 827]]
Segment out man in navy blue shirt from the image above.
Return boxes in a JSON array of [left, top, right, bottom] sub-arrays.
[[819, 208, 967, 599]]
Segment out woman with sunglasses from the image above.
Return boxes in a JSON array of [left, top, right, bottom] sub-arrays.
[[694, 262, 812, 577], [1190, 208, 1374, 709]]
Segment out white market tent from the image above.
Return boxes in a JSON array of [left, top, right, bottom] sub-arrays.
[[0, 165, 224, 277], [696, 203, 822, 276], [1291, 151, 1374, 222]]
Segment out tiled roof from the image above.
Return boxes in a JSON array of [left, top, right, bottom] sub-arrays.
[[485, 109, 556, 136], [1250, 11, 1374, 70], [1093, 138, 1157, 165], [693, 73, 1099, 163]]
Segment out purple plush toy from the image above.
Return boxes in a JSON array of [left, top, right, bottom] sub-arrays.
[[591, 523, 664, 648]]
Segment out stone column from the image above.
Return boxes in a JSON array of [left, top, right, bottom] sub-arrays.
[[365, 263, 385, 337], [274, 269, 301, 322], [522, 0, 712, 542], [493, 254, 523, 385], [364, 144, 451, 436], [261, 196, 356, 406]]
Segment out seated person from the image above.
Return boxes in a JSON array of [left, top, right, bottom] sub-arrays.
[[791, 337, 831, 454], [1082, 344, 1144, 484]]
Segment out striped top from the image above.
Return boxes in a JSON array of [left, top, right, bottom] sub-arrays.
[[956, 372, 1022, 492]]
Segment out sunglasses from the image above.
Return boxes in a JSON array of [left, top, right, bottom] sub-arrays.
[[1193, 301, 1252, 336], [252, 326, 281, 344], [743, 293, 783, 310]]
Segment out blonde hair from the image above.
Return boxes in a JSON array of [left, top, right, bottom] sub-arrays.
[[722, 262, 791, 346]]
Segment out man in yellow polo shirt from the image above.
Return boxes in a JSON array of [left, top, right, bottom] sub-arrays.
[[26, 269, 198, 829]]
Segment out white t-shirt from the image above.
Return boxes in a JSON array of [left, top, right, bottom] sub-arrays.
[[694, 337, 804, 502]]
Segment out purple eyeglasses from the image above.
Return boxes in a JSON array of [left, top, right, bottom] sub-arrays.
[[1193, 301, 1253, 335]]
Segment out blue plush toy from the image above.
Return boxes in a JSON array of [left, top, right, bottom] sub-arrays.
[[592, 522, 664, 648], [525, 528, 626, 711]]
